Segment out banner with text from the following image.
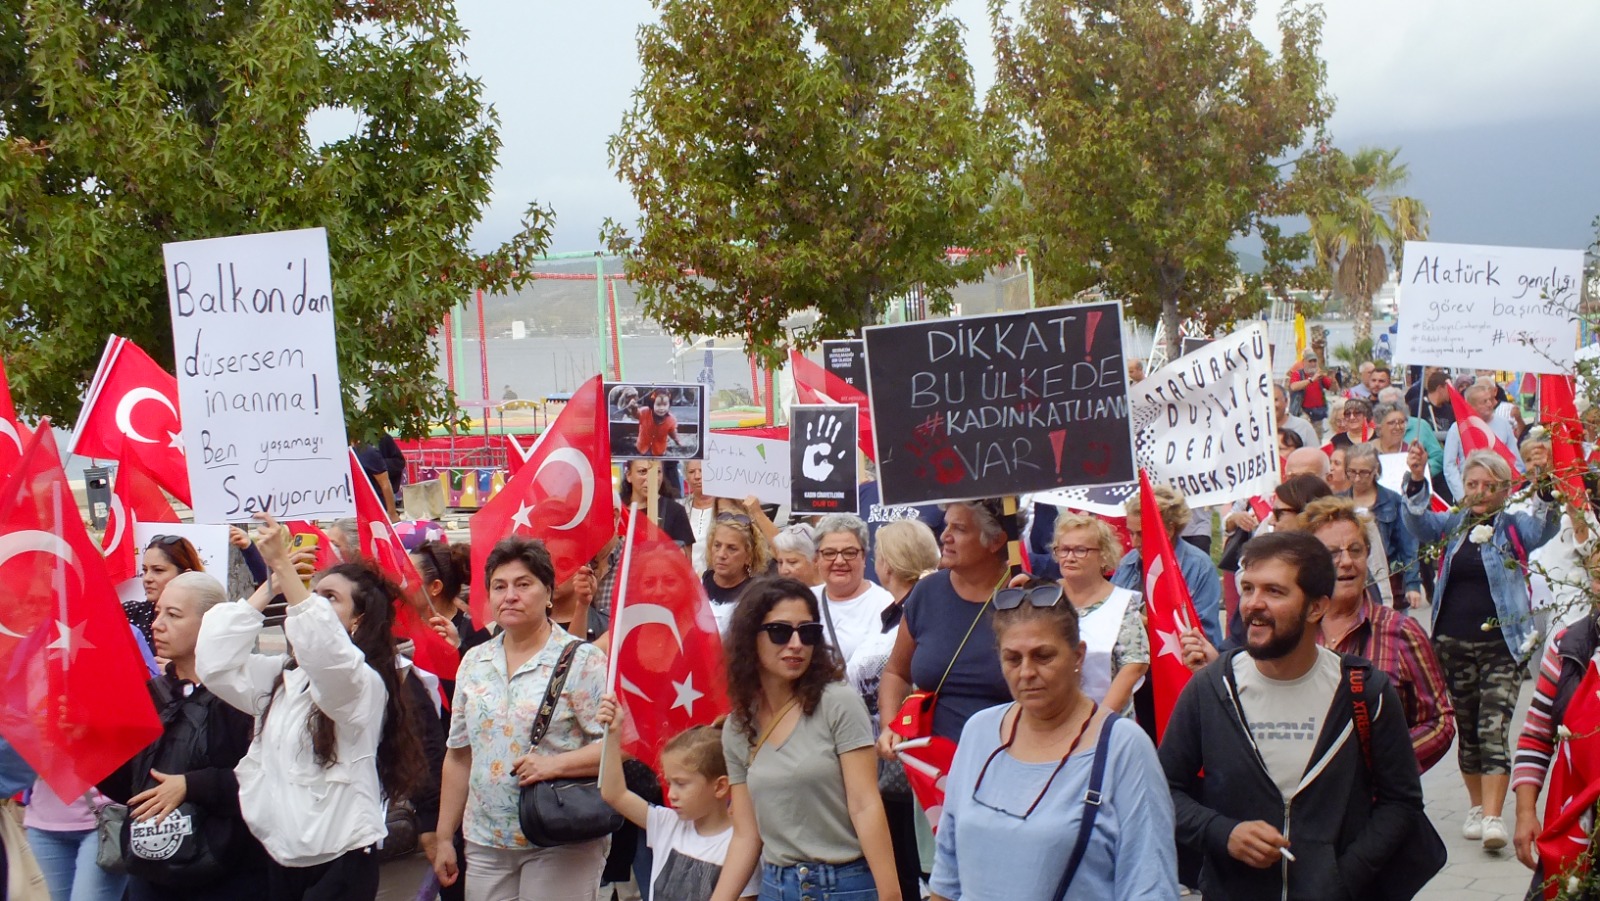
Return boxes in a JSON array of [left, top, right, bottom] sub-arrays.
[[1128, 324, 1278, 506], [164, 227, 352, 522], [1394, 241, 1583, 373], [703, 432, 791, 506], [790, 405, 859, 515], [822, 340, 867, 389], [865, 302, 1135, 506]]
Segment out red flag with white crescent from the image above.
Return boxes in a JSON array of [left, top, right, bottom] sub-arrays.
[[0, 425, 163, 799], [608, 512, 729, 774], [100, 448, 180, 585], [470, 376, 615, 628], [70, 336, 191, 505], [789, 350, 875, 461], [1447, 383, 1520, 473], [1140, 470, 1203, 743]]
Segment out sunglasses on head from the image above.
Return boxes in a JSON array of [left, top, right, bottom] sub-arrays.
[[760, 621, 826, 646], [717, 513, 753, 525], [147, 534, 185, 550], [993, 583, 1065, 611]]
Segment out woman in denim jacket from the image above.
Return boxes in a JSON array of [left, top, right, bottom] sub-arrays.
[[1341, 442, 1421, 608], [1401, 447, 1558, 852]]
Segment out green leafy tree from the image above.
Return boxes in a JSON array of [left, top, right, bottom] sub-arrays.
[[1306, 146, 1429, 348], [0, 0, 552, 438], [988, 0, 1331, 356], [605, 0, 997, 360]]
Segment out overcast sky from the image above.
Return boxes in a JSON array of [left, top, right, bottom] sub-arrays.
[[451, 0, 1600, 255]]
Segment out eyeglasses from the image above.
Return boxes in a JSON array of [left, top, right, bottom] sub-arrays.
[[818, 547, 863, 562], [1343, 410, 1368, 420], [1324, 544, 1367, 562], [1346, 468, 1376, 479], [993, 584, 1065, 611], [759, 621, 825, 646], [1051, 545, 1096, 560], [972, 701, 1098, 819]]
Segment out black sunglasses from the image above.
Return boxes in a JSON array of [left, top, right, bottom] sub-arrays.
[[993, 584, 1065, 611], [759, 622, 826, 646], [146, 534, 185, 550]]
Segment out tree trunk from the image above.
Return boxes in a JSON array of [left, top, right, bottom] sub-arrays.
[[1161, 293, 1181, 363], [1353, 293, 1372, 350]]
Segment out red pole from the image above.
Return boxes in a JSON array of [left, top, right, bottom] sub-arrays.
[[443, 309, 456, 435], [606, 279, 623, 380], [477, 289, 490, 434]]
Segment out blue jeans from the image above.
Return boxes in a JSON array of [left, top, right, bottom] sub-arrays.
[[759, 858, 876, 901], [25, 827, 128, 901]]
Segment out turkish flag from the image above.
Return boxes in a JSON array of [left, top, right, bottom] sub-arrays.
[[505, 433, 536, 478], [70, 336, 191, 505], [609, 513, 729, 774], [1540, 374, 1589, 506], [1140, 470, 1203, 744], [1447, 383, 1520, 473], [284, 520, 343, 571], [0, 425, 163, 799], [100, 448, 180, 584], [470, 375, 614, 628], [1536, 656, 1600, 898], [346, 451, 459, 684], [790, 350, 875, 461], [896, 736, 959, 832]]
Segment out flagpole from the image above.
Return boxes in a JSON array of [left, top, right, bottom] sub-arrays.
[[600, 501, 642, 773]]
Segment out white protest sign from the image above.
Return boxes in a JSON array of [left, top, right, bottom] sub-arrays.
[[117, 523, 232, 605], [164, 227, 353, 522], [1394, 241, 1583, 373], [1378, 453, 1409, 496], [702, 433, 791, 506], [1129, 324, 1278, 506]]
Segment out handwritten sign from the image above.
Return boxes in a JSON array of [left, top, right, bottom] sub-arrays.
[[1394, 241, 1583, 373], [164, 228, 353, 522], [1129, 324, 1278, 505], [702, 432, 790, 506], [822, 340, 866, 388], [790, 405, 859, 515], [864, 302, 1135, 506]]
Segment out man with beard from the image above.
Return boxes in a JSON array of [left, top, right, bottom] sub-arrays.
[[1158, 531, 1430, 901]]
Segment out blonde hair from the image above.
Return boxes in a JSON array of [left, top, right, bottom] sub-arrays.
[[1051, 513, 1123, 570], [661, 724, 728, 780], [1299, 496, 1372, 545], [1463, 449, 1515, 486], [1123, 485, 1191, 537], [712, 519, 770, 576], [874, 520, 940, 585]]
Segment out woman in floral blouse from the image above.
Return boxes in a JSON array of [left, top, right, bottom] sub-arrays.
[[432, 536, 610, 901]]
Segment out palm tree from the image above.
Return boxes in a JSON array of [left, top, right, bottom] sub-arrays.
[[1309, 147, 1429, 348]]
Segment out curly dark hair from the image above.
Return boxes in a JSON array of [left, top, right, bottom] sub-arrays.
[[259, 562, 428, 804], [724, 577, 841, 744]]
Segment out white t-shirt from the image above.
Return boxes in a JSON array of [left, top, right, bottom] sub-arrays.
[[683, 502, 717, 575], [813, 581, 896, 663], [1232, 646, 1342, 800], [645, 805, 759, 900]]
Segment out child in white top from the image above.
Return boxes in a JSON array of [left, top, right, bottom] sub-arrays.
[[598, 696, 758, 901]]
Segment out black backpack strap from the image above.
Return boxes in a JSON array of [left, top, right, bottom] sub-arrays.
[[1053, 712, 1120, 901], [529, 641, 583, 750], [1345, 661, 1374, 778]]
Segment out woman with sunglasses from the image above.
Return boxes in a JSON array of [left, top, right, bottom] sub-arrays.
[[1329, 397, 1373, 449], [930, 581, 1177, 901], [812, 515, 896, 663], [704, 513, 771, 635], [1044, 514, 1147, 713], [135, 534, 205, 650], [1340, 442, 1421, 610], [712, 578, 900, 901]]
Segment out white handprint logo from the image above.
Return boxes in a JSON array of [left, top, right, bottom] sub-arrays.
[[802, 413, 849, 481]]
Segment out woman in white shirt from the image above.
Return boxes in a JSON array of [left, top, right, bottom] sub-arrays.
[[1045, 514, 1148, 713], [811, 514, 896, 663], [197, 515, 427, 901]]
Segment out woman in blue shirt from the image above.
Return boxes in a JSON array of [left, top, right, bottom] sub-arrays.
[[930, 582, 1177, 901]]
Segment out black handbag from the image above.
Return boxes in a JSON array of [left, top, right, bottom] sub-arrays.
[[1347, 664, 1447, 901], [119, 683, 230, 887], [1218, 525, 1252, 573], [517, 641, 624, 847]]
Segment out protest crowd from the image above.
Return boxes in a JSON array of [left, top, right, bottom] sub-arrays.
[[6, 305, 1600, 901]]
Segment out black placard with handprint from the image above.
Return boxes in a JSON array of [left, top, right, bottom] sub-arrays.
[[863, 302, 1136, 506], [790, 404, 859, 515]]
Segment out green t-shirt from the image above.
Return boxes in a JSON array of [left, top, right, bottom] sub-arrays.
[[724, 681, 877, 866]]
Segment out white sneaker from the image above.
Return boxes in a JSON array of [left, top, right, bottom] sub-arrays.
[[1462, 806, 1484, 840], [1481, 815, 1509, 850]]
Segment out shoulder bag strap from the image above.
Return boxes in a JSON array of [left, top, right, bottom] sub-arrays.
[[1346, 662, 1374, 776], [1053, 712, 1121, 901], [819, 587, 843, 661], [529, 641, 583, 750], [749, 696, 801, 764], [932, 576, 1006, 694]]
